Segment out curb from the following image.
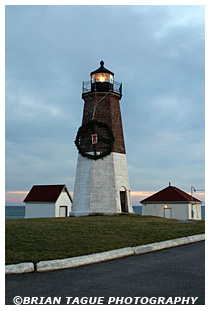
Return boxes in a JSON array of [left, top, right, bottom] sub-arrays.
[[36, 247, 134, 272], [5, 262, 34, 274], [5, 233, 205, 274], [132, 234, 205, 255]]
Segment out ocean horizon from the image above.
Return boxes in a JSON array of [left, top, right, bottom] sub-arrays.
[[5, 205, 205, 220]]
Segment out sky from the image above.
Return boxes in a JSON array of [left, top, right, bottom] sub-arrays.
[[4, 4, 205, 205]]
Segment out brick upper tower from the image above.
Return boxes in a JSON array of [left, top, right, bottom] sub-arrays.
[[72, 61, 132, 216]]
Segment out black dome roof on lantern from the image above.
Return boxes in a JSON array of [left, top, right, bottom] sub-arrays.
[[90, 61, 114, 76]]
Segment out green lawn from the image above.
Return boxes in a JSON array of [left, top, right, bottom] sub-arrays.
[[5, 215, 205, 264]]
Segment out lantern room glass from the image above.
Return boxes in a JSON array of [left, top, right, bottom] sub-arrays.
[[91, 73, 113, 84]]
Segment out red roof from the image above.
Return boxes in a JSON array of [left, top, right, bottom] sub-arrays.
[[140, 185, 201, 203], [23, 185, 72, 203]]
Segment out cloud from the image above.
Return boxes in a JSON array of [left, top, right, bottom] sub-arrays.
[[5, 5, 205, 202]]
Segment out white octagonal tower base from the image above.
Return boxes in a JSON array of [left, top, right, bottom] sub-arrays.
[[71, 152, 132, 216]]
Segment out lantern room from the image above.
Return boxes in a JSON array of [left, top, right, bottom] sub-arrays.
[[82, 61, 122, 97], [90, 60, 114, 92]]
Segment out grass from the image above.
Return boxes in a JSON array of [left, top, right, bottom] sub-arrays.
[[5, 215, 205, 264]]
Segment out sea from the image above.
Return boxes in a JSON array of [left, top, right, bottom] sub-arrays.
[[5, 205, 205, 220], [5, 206, 25, 219]]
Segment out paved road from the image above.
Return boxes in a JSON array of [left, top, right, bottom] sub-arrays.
[[5, 241, 205, 305]]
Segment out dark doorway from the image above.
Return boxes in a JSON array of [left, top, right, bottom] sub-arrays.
[[120, 191, 127, 213]]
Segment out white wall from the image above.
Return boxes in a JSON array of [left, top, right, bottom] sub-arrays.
[[195, 203, 202, 220], [113, 153, 132, 213], [25, 202, 55, 218], [171, 203, 189, 220], [143, 203, 163, 218], [72, 152, 132, 216], [90, 152, 117, 214], [71, 154, 93, 216], [55, 191, 72, 217], [143, 203, 190, 220], [188, 203, 202, 220]]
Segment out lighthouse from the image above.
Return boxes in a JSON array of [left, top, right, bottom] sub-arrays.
[[71, 61, 132, 216]]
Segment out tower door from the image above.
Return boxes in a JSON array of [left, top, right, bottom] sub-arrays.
[[120, 191, 127, 213]]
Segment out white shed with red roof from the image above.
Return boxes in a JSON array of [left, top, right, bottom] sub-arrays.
[[24, 185, 72, 218], [141, 184, 202, 220]]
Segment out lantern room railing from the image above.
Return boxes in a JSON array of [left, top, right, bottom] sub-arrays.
[[82, 80, 122, 96]]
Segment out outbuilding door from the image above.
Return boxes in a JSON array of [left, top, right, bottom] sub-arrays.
[[164, 208, 172, 219], [59, 206, 68, 217]]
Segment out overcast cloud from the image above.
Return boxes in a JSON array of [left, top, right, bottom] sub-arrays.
[[5, 5, 205, 204]]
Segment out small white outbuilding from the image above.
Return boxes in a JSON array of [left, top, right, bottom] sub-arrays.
[[24, 184, 72, 218], [141, 184, 202, 220]]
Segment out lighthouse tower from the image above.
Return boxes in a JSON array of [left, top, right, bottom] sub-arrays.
[[72, 61, 132, 216]]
